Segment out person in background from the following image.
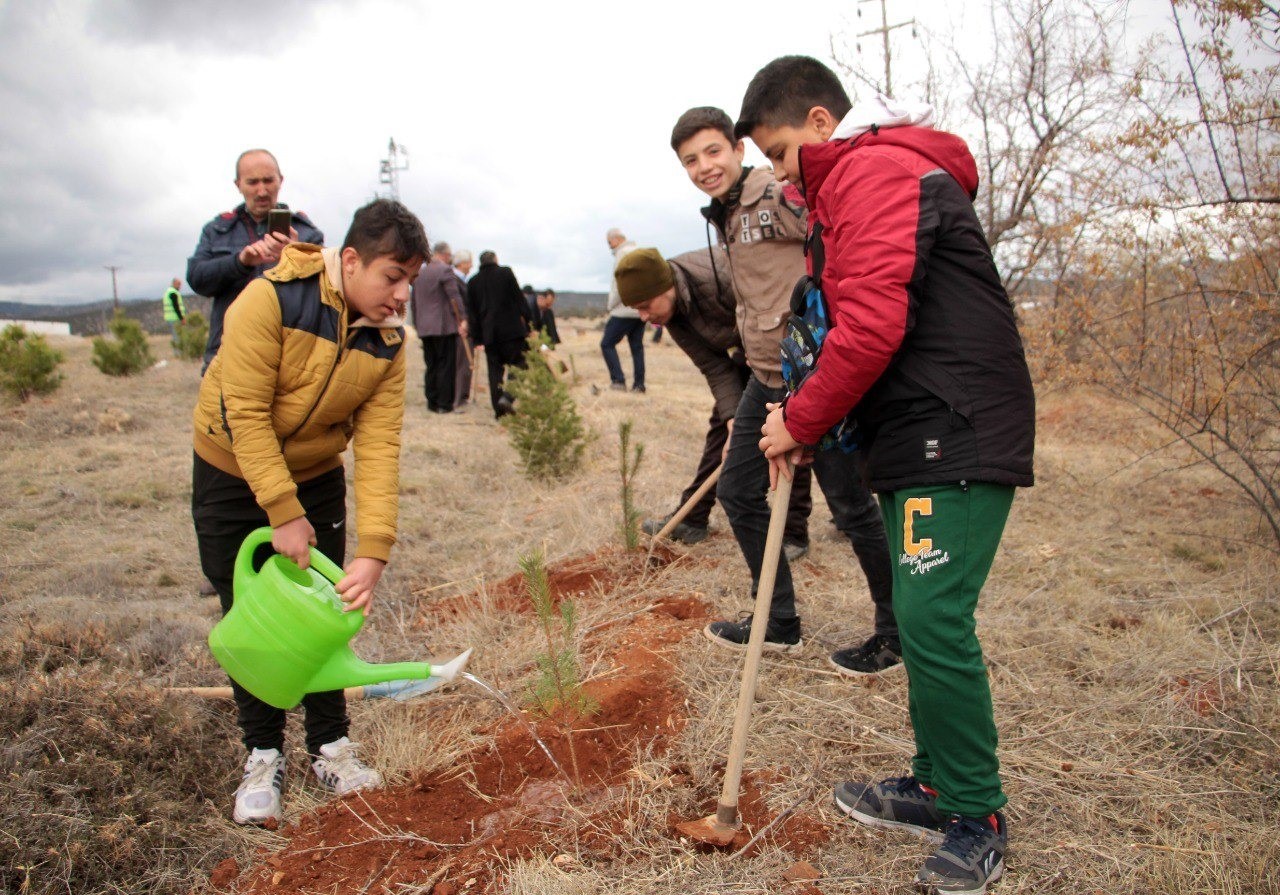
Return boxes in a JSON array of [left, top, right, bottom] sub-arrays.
[[465, 250, 533, 418], [600, 228, 645, 392], [162, 277, 185, 352], [452, 250, 474, 409], [187, 148, 323, 371], [537, 289, 561, 345], [409, 241, 467, 414]]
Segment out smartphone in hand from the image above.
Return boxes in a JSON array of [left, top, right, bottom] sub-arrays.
[[267, 206, 291, 236]]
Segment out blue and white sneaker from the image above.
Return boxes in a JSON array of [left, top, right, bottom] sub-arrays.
[[834, 775, 946, 841], [916, 812, 1007, 895]]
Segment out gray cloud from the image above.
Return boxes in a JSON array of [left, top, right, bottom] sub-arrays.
[[83, 0, 325, 51]]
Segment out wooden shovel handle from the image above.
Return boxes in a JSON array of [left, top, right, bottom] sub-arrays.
[[651, 462, 724, 543], [716, 467, 794, 823]]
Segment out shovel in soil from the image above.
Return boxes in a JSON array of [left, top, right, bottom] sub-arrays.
[[677, 465, 794, 846]]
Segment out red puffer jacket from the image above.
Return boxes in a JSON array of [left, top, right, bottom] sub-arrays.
[[784, 126, 1035, 491]]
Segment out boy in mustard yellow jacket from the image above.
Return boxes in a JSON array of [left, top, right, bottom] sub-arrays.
[[191, 198, 429, 826]]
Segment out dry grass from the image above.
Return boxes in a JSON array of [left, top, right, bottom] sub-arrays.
[[0, 325, 1276, 894]]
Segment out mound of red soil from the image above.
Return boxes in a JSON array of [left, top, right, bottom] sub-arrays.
[[219, 550, 829, 894]]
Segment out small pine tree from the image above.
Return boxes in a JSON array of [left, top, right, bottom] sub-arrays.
[[618, 420, 645, 549], [92, 312, 154, 376], [520, 548, 596, 784], [174, 311, 209, 361], [502, 333, 587, 480], [0, 324, 64, 402]]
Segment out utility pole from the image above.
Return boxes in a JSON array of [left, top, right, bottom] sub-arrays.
[[378, 137, 409, 201], [104, 265, 121, 312], [856, 0, 916, 98]]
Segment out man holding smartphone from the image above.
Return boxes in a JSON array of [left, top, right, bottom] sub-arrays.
[[187, 148, 324, 371]]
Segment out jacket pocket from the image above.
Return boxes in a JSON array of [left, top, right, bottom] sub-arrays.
[[755, 312, 786, 333]]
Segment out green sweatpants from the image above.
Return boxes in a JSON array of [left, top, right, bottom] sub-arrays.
[[881, 482, 1014, 818]]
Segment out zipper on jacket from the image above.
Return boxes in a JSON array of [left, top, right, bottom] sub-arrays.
[[280, 315, 350, 450]]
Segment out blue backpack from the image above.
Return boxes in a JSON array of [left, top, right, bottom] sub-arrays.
[[779, 272, 860, 453]]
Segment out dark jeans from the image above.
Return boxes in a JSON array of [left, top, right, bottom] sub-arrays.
[[676, 406, 813, 544], [421, 334, 459, 412], [485, 337, 527, 417], [716, 376, 895, 637], [600, 316, 646, 387], [191, 454, 349, 756]]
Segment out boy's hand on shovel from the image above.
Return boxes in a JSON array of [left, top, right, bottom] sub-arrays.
[[273, 516, 317, 568], [337, 557, 386, 616], [760, 402, 807, 490]]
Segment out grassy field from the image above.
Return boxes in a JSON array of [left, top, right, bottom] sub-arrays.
[[1, 322, 1276, 894]]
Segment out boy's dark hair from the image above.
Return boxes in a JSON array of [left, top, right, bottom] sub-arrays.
[[341, 199, 430, 263], [479, 250, 497, 265], [543, 288, 556, 297], [670, 107, 735, 153], [734, 56, 852, 140]]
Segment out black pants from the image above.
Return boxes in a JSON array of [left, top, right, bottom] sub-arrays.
[[677, 406, 813, 543], [421, 334, 459, 412], [191, 454, 349, 756], [485, 337, 527, 417], [716, 376, 895, 636]]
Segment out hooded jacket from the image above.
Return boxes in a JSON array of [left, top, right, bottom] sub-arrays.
[[665, 247, 745, 421], [784, 117, 1035, 491], [192, 244, 406, 561]]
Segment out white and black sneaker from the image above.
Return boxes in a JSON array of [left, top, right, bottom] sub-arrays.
[[233, 747, 284, 826], [834, 775, 946, 841], [312, 737, 383, 795], [916, 812, 1007, 895]]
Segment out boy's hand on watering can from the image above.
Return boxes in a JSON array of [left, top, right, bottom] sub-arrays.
[[337, 557, 385, 616], [273, 517, 317, 568]]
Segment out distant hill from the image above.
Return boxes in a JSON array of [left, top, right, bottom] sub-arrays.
[[0, 288, 605, 337]]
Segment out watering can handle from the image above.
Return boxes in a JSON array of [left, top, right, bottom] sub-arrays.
[[234, 526, 347, 587]]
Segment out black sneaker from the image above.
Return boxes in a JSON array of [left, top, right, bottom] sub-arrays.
[[829, 634, 904, 677], [916, 813, 1007, 895], [703, 613, 802, 655], [833, 775, 945, 841], [641, 516, 708, 544]]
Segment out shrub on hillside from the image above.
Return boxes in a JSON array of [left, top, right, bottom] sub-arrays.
[[0, 324, 64, 401], [174, 310, 209, 361], [92, 312, 154, 375], [502, 333, 587, 480]]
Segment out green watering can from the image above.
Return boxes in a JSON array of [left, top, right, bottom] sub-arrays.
[[209, 527, 472, 709]]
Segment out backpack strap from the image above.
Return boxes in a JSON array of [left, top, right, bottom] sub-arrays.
[[804, 220, 826, 283]]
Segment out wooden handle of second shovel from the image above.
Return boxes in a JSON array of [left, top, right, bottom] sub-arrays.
[[716, 466, 794, 826], [651, 462, 724, 543]]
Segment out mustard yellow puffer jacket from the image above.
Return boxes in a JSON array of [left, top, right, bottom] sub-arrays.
[[193, 244, 406, 561]]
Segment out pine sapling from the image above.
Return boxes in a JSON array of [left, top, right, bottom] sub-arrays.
[[520, 548, 596, 784], [618, 420, 645, 549]]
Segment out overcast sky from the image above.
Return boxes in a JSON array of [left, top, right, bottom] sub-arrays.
[[0, 0, 1171, 305]]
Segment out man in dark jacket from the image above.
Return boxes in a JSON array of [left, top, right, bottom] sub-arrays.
[[745, 56, 1035, 895], [465, 250, 533, 417], [536, 289, 561, 345], [615, 246, 811, 547], [410, 241, 467, 413], [187, 149, 324, 371]]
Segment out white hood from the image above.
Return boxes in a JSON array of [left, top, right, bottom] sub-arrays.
[[830, 94, 935, 141]]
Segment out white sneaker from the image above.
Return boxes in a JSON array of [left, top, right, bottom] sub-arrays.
[[233, 747, 284, 825], [312, 737, 383, 795]]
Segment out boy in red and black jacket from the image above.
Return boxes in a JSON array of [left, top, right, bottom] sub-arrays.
[[744, 56, 1035, 895]]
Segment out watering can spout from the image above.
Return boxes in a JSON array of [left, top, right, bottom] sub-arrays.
[[307, 647, 475, 696]]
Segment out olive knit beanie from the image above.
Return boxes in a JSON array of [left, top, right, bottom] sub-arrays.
[[614, 248, 674, 307]]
